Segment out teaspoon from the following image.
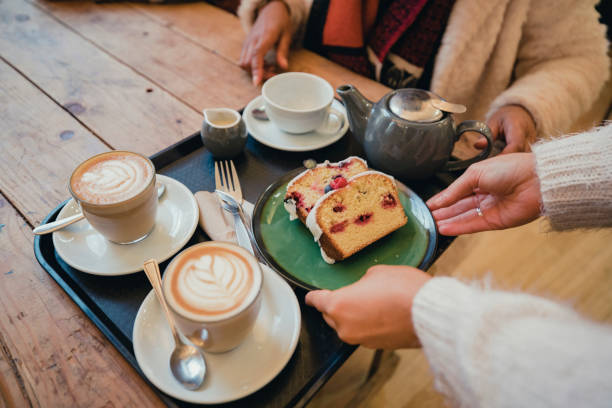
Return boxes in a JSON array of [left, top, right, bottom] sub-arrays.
[[427, 92, 467, 114], [143, 259, 206, 390], [251, 106, 269, 121], [33, 183, 166, 235]]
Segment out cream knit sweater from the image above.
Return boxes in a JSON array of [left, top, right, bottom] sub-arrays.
[[413, 126, 612, 408]]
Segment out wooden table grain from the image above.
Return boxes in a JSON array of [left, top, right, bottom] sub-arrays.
[[1, 1, 611, 407]]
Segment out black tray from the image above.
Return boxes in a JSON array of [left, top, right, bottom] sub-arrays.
[[34, 129, 455, 407]]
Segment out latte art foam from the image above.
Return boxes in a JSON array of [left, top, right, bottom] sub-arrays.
[[71, 152, 153, 204], [167, 246, 256, 318]]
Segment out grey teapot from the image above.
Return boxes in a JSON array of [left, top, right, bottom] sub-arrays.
[[337, 85, 492, 180]]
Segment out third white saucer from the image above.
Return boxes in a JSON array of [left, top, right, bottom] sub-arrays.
[[243, 95, 349, 152]]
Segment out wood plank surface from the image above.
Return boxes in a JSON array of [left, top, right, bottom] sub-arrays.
[[34, 0, 259, 112], [0, 194, 163, 407], [1, 1, 610, 407], [0, 0, 201, 156], [0, 59, 109, 226]]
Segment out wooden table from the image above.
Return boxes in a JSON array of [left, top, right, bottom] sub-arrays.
[[1, 1, 611, 407]]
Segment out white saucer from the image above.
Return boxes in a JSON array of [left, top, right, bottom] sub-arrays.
[[133, 263, 301, 404], [243, 95, 349, 152], [52, 174, 199, 276]]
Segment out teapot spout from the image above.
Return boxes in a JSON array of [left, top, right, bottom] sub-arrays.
[[337, 85, 373, 145]]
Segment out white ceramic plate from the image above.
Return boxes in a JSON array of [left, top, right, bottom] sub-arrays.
[[243, 95, 349, 152], [133, 263, 301, 404], [53, 174, 199, 276]]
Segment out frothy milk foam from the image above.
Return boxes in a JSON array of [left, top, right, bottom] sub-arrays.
[[164, 244, 262, 321], [71, 152, 153, 204]]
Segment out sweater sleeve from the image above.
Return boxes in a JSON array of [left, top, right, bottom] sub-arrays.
[[412, 277, 612, 408], [532, 125, 612, 230], [486, 0, 609, 138]]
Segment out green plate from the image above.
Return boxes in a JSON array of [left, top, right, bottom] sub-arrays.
[[252, 169, 438, 290]]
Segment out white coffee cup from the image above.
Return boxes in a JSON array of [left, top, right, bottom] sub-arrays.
[[69, 151, 158, 244], [162, 242, 263, 353], [262, 72, 343, 134]]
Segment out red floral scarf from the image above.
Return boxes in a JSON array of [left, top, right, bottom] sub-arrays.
[[305, 0, 455, 89]]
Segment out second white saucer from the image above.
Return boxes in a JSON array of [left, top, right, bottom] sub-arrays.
[[243, 95, 349, 152], [53, 174, 199, 276]]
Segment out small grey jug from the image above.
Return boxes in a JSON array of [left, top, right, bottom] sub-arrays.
[[201, 108, 247, 159]]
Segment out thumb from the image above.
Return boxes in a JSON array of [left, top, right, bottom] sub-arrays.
[[305, 289, 332, 312], [475, 116, 501, 149], [276, 30, 291, 70]]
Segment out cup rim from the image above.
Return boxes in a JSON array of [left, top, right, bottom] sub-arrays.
[[68, 150, 156, 208], [262, 72, 334, 114], [162, 241, 264, 324]]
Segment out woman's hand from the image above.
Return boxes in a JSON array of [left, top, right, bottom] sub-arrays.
[[239, 1, 292, 86], [305, 265, 431, 349], [426, 153, 542, 235], [474, 105, 537, 154]]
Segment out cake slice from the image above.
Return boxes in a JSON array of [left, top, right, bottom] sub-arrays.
[[284, 157, 368, 223], [305, 171, 408, 263]]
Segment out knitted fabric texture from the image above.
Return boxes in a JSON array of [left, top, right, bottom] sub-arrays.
[[533, 125, 612, 230], [413, 277, 612, 408]]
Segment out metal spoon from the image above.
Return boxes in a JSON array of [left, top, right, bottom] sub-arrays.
[[142, 259, 206, 390], [427, 92, 467, 114], [33, 183, 166, 235], [251, 106, 269, 121]]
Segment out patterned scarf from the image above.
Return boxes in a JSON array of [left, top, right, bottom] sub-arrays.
[[305, 0, 455, 89]]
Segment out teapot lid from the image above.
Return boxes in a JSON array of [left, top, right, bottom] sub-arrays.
[[388, 89, 443, 122]]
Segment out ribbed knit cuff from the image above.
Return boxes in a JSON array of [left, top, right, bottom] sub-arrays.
[[532, 126, 612, 230]]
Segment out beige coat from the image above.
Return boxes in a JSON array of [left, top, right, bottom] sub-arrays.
[[239, 0, 609, 138]]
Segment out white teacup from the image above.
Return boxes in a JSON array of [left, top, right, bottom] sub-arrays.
[[262, 72, 343, 134], [162, 242, 263, 353]]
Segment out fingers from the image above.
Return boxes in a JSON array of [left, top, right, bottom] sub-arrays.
[[276, 29, 291, 70], [305, 289, 331, 311], [239, 39, 250, 69], [426, 168, 480, 211], [500, 142, 522, 154], [473, 137, 489, 149], [250, 52, 265, 86], [474, 115, 500, 150], [436, 207, 493, 235], [322, 314, 337, 330], [431, 194, 481, 222], [306, 290, 337, 330]]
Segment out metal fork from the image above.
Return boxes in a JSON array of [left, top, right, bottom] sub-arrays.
[[215, 160, 243, 204], [214, 160, 260, 259]]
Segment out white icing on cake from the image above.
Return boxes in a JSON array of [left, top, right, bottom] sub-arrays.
[[285, 156, 367, 192], [320, 248, 336, 264], [283, 198, 298, 221], [347, 170, 395, 183]]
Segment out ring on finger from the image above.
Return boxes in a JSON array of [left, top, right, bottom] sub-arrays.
[[475, 207, 483, 217]]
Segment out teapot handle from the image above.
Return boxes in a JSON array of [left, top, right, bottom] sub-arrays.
[[442, 120, 493, 172]]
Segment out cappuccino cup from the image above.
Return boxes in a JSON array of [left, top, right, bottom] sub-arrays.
[[162, 242, 263, 353], [262, 72, 343, 134], [69, 151, 157, 244]]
